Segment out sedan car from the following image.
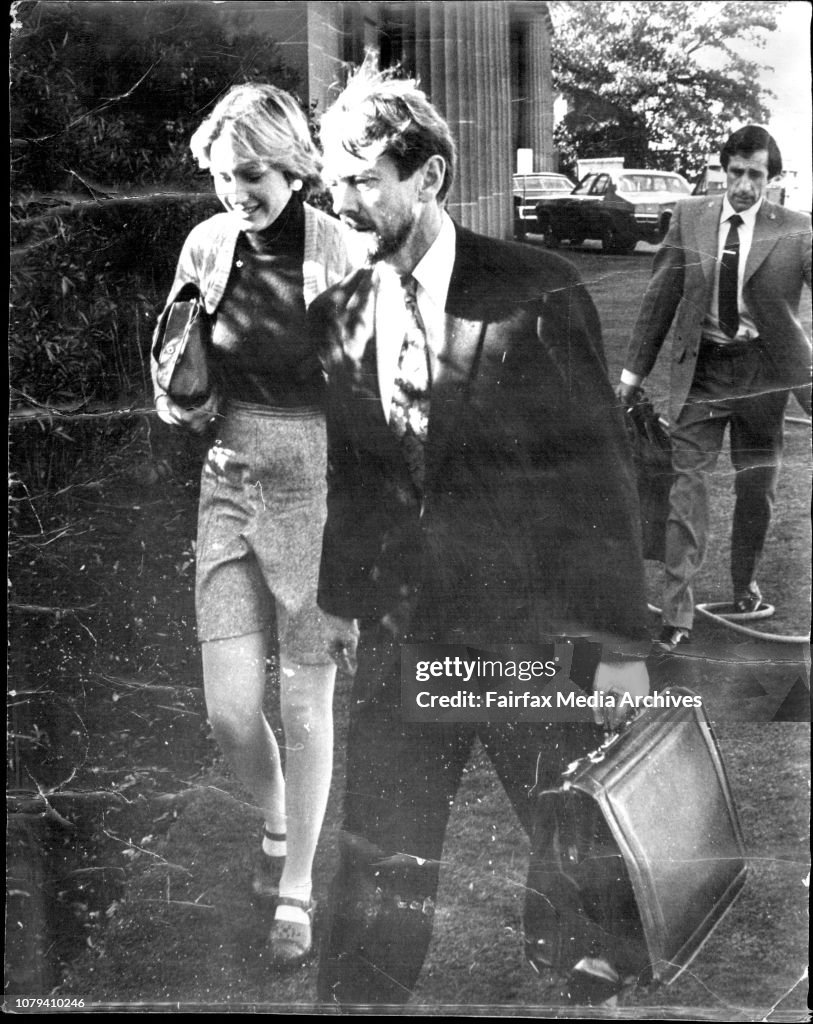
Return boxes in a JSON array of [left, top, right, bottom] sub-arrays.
[[534, 169, 692, 254], [513, 172, 576, 235]]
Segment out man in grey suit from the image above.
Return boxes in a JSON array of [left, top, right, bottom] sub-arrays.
[[618, 125, 812, 651]]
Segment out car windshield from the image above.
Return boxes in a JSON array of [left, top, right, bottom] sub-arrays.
[[617, 174, 690, 195], [514, 176, 573, 191], [573, 174, 599, 194]]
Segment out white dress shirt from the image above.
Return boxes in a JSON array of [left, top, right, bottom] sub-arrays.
[[374, 212, 456, 419], [703, 195, 761, 344]]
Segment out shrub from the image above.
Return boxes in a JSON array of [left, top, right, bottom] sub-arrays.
[[10, 1, 305, 409], [10, 1, 316, 495]]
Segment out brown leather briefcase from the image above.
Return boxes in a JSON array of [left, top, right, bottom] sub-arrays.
[[622, 391, 673, 562], [524, 689, 747, 987]]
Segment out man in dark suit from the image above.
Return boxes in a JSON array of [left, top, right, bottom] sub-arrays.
[[618, 126, 812, 651], [311, 60, 651, 1007]]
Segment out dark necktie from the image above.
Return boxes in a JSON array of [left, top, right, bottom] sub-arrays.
[[718, 213, 743, 337], [390, 274, 431, 493]]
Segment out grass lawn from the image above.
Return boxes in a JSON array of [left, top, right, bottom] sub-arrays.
[[29, 242, 812, 1018]]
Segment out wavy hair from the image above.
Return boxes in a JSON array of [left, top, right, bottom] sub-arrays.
[[190, 84, 322, 197], [320, 52, 457, 203]]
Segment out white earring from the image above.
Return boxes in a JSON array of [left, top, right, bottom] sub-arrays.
[[290, 178, 303, 192]]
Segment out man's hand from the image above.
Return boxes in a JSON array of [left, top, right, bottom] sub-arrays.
[[323, 614, 359, 676], [592, 658, 649, 731], [155, 391, 219, 434], [615, 381, 644, 408]]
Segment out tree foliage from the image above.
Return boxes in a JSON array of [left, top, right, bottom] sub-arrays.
[[10, 0, 303, 411], [11, 0, 301, 194], [550, 1, 783, 177]]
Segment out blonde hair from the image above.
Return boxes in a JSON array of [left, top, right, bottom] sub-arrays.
[[190, 84, 322, 197]]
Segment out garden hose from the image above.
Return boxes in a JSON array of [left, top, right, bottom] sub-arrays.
[[645, 601, 809, 645], [644, 411, 810, 644], [695, 602, 809, 644]]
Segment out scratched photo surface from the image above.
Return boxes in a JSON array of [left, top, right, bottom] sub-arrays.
[[7, 1, 810, 1017]]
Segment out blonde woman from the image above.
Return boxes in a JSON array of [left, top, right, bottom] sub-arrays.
[[152, 84, 356, 966]]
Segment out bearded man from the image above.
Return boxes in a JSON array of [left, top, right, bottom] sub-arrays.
[[310, 58, 651, 1008]]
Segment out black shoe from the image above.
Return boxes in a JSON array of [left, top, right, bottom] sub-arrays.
[[252, 851, 284, 902], [655, 626, 691, 652], [732, 583, 764, 615], [563, 957, 622, 1006]]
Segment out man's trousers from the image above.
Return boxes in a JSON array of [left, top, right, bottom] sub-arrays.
[[662, 342, 787, 629], [316, 625, 602, 1007]]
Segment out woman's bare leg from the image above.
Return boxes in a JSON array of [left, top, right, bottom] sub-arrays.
[[202, 632, 286, 836], [276, 652, 336, 905]]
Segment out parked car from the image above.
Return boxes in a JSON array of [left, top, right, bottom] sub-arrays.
[[513, 172, 575, 235], [534, 169, 692, 254], [692, 165, 726, 196]]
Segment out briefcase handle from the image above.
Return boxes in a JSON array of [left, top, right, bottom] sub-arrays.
[[530, 715, 630, 798], [561, 686, 697, 781]]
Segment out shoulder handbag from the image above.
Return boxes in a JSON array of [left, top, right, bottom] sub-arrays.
[[622, 392, 673, 562], [523, 688, 747, 987], [153, 283, 212, 408]]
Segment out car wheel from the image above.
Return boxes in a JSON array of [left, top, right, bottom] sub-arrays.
[[537, 216, 560, 248], [600, 221, 636, 255]]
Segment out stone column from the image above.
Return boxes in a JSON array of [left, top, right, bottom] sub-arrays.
[[526, 15, 554, 171], [352, 0, 517, 238], [426, 1, 512, 236], [493, 2, 514, 236]]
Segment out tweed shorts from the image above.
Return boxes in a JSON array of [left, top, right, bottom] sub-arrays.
[[195, 401, 331, 663]]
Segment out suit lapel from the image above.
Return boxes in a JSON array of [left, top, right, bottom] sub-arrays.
[[424, 229, 490, 487], [694, 197, 723, 292], [424, 313, 486, 480], [435, 314, 488, 393], [745, 202, 782, 284], [338, 227, 490, 490], [341, 270, 378, 369], [340, 272, 404, 466]]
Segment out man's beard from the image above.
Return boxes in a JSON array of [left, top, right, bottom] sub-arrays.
[[351, 217, 414, 265]]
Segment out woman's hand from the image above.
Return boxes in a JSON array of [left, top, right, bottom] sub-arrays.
[[155, 392, 220, 434]]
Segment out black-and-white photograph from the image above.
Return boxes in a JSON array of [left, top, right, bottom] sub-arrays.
[[8, 1, 811, 1016]]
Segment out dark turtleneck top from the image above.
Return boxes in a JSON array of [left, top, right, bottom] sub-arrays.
[[210, 195, 323, 408]]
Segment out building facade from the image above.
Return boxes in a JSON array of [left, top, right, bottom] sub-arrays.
[[250, 1, 556, 238]]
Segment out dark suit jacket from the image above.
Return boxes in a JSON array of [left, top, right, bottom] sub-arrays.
[[625, 197, 812, 423], [310, 223, 649, 648]]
